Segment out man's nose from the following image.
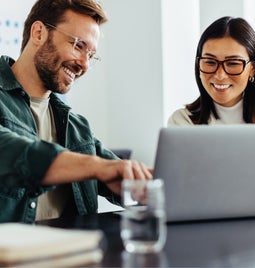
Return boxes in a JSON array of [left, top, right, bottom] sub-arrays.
[[74, 55, 90, 73]]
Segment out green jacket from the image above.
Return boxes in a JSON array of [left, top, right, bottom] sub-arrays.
[[0, 55, 120, 223]]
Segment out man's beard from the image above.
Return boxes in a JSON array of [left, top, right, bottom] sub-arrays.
[[34, 37, 71, 94]]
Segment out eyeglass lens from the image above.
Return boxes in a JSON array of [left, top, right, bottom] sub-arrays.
[[72, 39, 99, 67]]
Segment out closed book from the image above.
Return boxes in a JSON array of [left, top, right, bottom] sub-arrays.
[[0, 223, 103, 267]]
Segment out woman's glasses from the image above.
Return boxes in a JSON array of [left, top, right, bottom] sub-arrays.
[[197, 57, 251, 75]]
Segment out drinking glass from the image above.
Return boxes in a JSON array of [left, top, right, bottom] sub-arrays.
[[120, 179, 166, 254]]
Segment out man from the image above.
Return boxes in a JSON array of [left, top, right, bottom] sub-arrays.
[[0, 0, 152, 223]]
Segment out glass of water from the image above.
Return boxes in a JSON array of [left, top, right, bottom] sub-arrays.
[[120, 179, 166, 254]]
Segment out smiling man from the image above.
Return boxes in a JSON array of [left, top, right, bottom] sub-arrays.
[[0, 0, 152, 223]]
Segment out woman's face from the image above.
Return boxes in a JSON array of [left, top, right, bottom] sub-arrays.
[[199, 37, 254, 107]]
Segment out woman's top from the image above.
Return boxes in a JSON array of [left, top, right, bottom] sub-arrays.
[[167, 99, 245, 126]]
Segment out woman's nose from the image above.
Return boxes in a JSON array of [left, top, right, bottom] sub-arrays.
[[214, 63, 228, 80]]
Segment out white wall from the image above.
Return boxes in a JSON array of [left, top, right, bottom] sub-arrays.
[[244, 0, 255, 29], [200, 0, 244, 32], [0, 1, 35, 60], [162, 0, 200, 124], [69, 0, 164, 167]]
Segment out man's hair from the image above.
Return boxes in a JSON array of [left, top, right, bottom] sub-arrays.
[[21, 0, 108, 52]]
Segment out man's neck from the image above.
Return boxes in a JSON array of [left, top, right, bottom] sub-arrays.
[[11, 54, 51, 99]]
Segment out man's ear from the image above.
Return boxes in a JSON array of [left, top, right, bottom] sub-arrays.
[[30, 21, 48, 46]]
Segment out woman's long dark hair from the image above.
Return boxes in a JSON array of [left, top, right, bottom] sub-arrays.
[[187, 16, 255, 124]]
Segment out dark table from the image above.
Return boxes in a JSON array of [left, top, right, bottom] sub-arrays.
[[37, 212, 255, 267]]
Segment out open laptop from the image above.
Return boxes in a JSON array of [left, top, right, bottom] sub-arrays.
[[153, 125, 255, 222]]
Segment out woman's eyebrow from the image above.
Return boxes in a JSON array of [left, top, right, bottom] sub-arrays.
[[202, 52, 246, 59]]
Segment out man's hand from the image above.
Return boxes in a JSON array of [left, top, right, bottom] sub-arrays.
[[42, 152, 153, 195], [96, 159, 153, 195]]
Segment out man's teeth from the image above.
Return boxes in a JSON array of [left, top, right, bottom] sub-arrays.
[[214, 84, 230, 89], [63, 67, 75, 79]]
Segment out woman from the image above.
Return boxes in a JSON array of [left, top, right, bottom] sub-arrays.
[[168, 16, 255, 126]]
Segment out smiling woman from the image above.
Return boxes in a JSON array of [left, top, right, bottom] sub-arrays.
[[198, 36, 254, 108], [167, 16, 255, 126]]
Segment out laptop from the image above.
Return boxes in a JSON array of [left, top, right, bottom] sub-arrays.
[[153, 125, 255, 222]]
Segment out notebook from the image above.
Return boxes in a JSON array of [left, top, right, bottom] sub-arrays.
[[153, 125, 255, 222], [0, 223, 103, 267]]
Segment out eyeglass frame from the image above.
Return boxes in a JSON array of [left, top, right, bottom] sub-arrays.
[[44, 22, 101, 66], [196, 56, 252, 76]]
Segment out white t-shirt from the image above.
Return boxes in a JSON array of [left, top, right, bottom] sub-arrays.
[[30, 97, 71, 221]]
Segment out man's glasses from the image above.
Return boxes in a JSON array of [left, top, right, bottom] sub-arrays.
[[44, 23, 101, 67], [197, 57, 251, 75]]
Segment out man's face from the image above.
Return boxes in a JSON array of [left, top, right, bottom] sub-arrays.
[[34, 10, 100, 94]]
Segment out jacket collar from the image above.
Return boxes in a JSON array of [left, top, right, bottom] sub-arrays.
[[0, 55, 22, 91], [0, 55, 71, 112]]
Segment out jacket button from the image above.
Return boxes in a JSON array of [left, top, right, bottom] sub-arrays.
[[30, 202, 36, 209]]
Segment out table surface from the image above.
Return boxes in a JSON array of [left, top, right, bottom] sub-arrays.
[[37, 212, 255, 267]]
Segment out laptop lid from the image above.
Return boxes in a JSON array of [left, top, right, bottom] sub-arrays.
[[153, 125, 255, 222]]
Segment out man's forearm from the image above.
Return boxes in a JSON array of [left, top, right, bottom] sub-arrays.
[[42, 151, 102, 185]]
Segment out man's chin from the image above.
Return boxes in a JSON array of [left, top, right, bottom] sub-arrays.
[[52, 88, 69, 95], [55, 82, 72, 94]]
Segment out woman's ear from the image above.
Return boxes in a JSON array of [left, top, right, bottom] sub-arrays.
[[250, 62, 255, 78], [30, 21, 48, 46]]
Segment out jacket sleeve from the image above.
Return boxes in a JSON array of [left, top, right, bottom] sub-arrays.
[[0, 125, 67, 190], [93, 136, 122, 205]]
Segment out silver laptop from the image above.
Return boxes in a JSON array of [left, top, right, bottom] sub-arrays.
[[153, 125, 255, 222]]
